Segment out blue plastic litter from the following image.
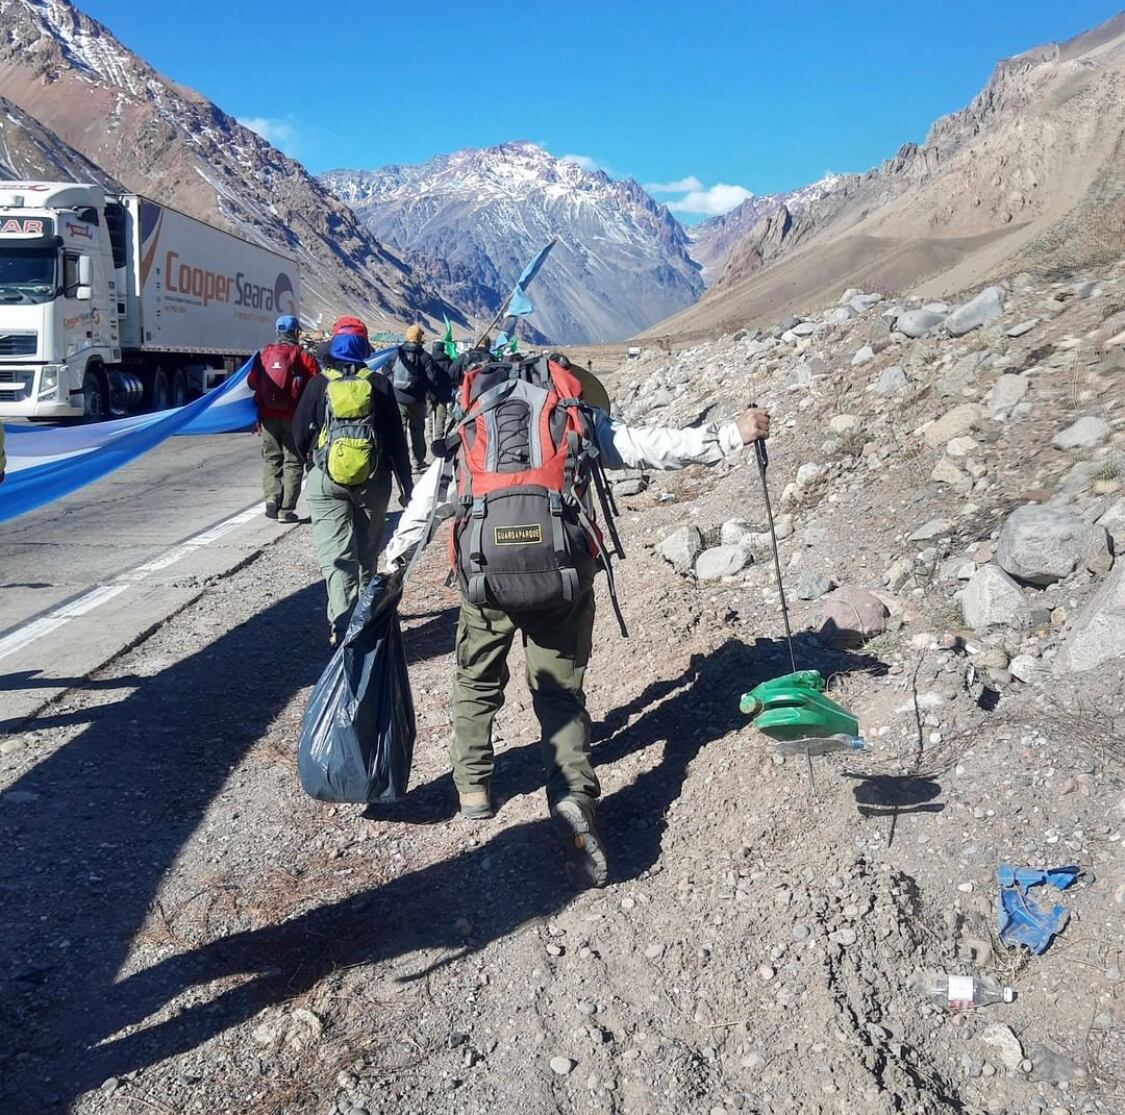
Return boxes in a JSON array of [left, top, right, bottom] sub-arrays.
[[996, 863, 1080, 955]]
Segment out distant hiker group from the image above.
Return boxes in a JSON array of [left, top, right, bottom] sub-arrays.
[[254, 314, 770, 889]]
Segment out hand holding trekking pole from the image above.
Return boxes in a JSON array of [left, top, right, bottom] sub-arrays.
[[736, 407, 771, 446]]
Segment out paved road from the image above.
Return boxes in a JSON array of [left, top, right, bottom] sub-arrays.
[[0, 431, 300, 727]]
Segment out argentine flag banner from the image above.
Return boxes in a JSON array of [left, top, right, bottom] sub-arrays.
[[0, 347, 397, 525]]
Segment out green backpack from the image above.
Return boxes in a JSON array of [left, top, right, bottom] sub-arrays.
[[316, 366, 382, 486]]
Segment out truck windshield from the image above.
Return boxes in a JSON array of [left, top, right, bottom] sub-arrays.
[[0, 247, 57, 303]]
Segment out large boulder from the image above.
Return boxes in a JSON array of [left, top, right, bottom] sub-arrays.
[[818, 588, 890, 648], [997, 505, 1086, 585], [660, 525, 703, 572], [945, 286, 1006, 336], [1052, 416, 1110, 450], [1054, 564, 1125, 673], [962, 564, 1030, 630], [896, 309, 947, 338]]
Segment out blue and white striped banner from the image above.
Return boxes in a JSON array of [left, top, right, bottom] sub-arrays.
[[0, 347, 397, 524]]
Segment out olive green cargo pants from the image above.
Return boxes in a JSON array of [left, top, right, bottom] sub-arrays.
[[259, 416, 303, 511], [306, 464, 391, 626], [451, 590, 599, 808]]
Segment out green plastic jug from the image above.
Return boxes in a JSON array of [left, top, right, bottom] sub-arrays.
[[739, 670, 860, 742]]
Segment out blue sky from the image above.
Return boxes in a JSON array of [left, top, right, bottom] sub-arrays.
[[79, 0, 1124, 220]]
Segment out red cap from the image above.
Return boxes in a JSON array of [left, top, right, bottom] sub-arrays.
[[331, 316, 369, 342]]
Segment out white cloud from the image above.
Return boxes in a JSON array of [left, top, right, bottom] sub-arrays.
[[645, 175, 704, 194], [239, 116, 302, 155], [561, 153, 599, 171], [665, 182, 753, 217]]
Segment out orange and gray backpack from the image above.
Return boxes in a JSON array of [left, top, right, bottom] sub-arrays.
[[435, 355, 627, 634]]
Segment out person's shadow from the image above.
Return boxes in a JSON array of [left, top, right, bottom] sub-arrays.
[[22, 633, 883, 1106]]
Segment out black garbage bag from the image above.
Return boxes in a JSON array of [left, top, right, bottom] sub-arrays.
[[298, 570, 415, 803]]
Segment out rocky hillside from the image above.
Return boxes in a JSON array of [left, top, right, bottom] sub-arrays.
[[658, 11, 1125, 339], [0, 94, 115, 184], [687, 174, 845, 285], [4, 260, 1124, 1114], [322, 142, 705, 345], [0, 0, 458, 329]]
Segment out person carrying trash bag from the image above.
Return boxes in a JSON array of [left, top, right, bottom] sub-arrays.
[[294, 327, 413, 647], [391, 324, 442, 472], [248, 314, 320, 522], [384, 351, 770, 890]]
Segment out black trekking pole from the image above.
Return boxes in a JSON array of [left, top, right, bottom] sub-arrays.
[[753, 432, 797, 675]]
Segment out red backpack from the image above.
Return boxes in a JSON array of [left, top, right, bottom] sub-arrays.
[[440, 355, 627, 634], [253, 342, 305, 412]]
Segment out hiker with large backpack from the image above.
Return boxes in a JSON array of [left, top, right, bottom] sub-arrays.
[[384, 352, 770, 889], [293, 327, 414, 646], [248, 314, 320, 522], [391, 325, 442, 472]]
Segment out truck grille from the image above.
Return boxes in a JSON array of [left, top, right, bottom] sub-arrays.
[[0, 333, 36, 356], [0, 368, 34, 400]]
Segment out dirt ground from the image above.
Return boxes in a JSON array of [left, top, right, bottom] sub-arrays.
[[2, 269, 1125, 1115]]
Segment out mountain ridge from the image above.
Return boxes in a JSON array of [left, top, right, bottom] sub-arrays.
[[322, 142, 704, 345]]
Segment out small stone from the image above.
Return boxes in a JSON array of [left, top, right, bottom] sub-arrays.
[[797, 572, 833, 600], [546, 943, 564, 957], [851, 346, 875, 367], [945, 286, 1006, 336], [695, 545, 751, 581], [829, 414, 860, 434], [988, 374, 1029, 420], [550, 1056, 577, 1076], [980, 1023, 1023, 1070], [997, 505, 1086, 585], [830, 928, 858, 946], [946, 436, 980, 459], [758, 964, 776, 982], [453, 916, 473, 937], [1007, 318, 1038, 337], [924, 405, 982, 448], [720, 519, 755, 546], [660, 526, 704, 572], [962, 564, 1030, 630], [909, 518, 951, 542], [896, 309, 947, 338], [0, 739, 26, 756], [620, 896, 635, 911], [873, 365, 908, 395]]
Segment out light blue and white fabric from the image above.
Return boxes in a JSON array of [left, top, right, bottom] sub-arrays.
[[0, 347, 396, 524]]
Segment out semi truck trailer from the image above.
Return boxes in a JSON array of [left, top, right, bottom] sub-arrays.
[[0, 181, 300, 421]]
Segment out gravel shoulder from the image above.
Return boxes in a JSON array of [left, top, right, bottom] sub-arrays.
[[2, 268, 1125, 1114]]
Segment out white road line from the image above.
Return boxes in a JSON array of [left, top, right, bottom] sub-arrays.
[[0, 502, 266, 665]]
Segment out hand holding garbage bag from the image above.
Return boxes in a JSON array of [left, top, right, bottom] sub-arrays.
[[297, 568, 415, 804]]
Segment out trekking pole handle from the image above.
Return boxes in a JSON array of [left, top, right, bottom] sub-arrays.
[[749, 401, 769, 469]]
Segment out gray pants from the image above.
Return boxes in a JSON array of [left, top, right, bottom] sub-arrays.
[[260, 417, 302, 510], [306, 464, 391, 626]]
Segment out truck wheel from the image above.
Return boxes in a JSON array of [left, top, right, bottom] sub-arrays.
[[82, 368, 109, 423], [171, 369, 189, 409], [152, 367, 171, 411]]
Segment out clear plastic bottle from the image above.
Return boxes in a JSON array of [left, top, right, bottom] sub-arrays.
[[921, 971, 1014, 1008], [775, 734, 867, 758]]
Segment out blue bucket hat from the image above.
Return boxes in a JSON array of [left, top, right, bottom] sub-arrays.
[[275, 314, 299, 334]]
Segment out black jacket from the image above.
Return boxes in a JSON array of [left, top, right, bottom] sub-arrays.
[[448, 345, 493, 388], [390, 342, 442, 405], [429, 343, 454, 404], [293, 363, 413, 499]]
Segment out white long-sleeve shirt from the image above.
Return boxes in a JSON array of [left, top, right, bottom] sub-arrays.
[[385, 410, 747, 566]]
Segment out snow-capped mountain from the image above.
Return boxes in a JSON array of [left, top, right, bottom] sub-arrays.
[[687, 174, 846, 285], [0, 0, 457, 328], [322, 143, 705, 345]]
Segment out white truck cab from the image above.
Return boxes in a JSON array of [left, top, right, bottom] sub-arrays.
[[0, 181, 298, 421], [0, 182, 120, 419]]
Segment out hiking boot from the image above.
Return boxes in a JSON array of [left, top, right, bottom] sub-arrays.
[[278, 508, 298, 524], [458, 790, 494, 820], [551, 796, 608, 890], [264, 499, 279, 520]]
